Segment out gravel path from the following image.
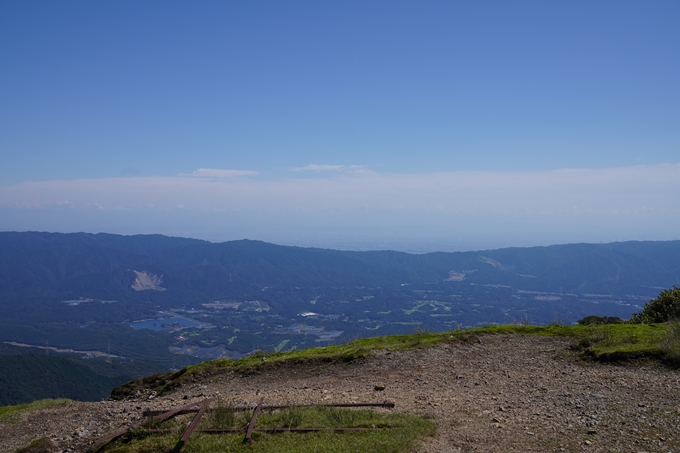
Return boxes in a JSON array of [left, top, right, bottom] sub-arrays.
[[2, 334, 680, 453]]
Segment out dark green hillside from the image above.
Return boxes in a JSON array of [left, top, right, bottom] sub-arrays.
[[0, 353, 129, 406], [476, 242, 680, 293], [1, 232, 679, 300]]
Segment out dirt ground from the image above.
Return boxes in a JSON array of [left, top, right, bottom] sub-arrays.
[[2, 334, 680, 453]]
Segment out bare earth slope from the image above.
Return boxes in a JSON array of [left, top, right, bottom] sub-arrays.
[[2, 334, 680, 452]]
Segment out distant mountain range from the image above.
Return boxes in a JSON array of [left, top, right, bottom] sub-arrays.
[[1, 232, 679, 405], [1, 232, 679, 299]]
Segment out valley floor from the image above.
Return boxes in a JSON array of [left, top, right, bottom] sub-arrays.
[[2, 334, 680, 452]]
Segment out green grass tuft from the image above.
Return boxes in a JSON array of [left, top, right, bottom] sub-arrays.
[[660, 321, 680, 364], [570, 323, 666, 359], [205, 398, 237, 429], [0, 398, 71, 423], [15, 436, 57, 453]]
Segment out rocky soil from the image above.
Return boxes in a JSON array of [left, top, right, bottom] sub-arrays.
[[2, 334, 680, 453]]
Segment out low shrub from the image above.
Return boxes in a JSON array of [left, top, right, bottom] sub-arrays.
[[578, 316, 625, 325], [631, 286, 680, 324]]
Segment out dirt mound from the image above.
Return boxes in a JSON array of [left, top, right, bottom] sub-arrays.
[[2, 334, 679, 452]]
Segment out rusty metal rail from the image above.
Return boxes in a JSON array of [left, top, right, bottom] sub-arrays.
[[260, 401, 396, 410], [151, 427, 393, 434], [142, 401, 395, 417], [235, 427, 392, 433]]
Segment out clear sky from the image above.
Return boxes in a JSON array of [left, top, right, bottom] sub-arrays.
[[1, 1, 679, 251]]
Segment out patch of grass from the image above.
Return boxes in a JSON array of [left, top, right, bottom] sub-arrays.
[[124, 426, 153, 442], [571, 323, 666, 360], [205, 398, 237, 429], [0, 398, 71, 423], [320, 406, 357, 427], [100, 407, 436, 453], [100, 435, 177, 453], [15, 437, 57, 453], [660, 320, 680, 364], [275, 406, 303, 428], [255, 406, 385, 429]]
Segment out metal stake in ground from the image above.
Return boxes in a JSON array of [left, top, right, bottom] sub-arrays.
[[244, 397, 265, 444], [172, 399, 210, 453]]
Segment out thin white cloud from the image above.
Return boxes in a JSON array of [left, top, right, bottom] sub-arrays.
[[186, 168, 259, 178], [1, 164, 678, 224], [290, 164, 345, 172], [289, 164, 371, 176]]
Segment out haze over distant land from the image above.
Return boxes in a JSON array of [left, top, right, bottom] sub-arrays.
[[1, 2, 679, 251], [1, 164, 678, 252]]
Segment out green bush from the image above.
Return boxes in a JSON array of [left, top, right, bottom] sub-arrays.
[[631, 286, 680, 324], [578, 316, 625, 325]]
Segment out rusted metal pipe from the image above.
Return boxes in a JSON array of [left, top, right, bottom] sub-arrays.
[[150, 427, 392, 434], [243, 397, 264, 443], [263, 402, 396, 410], [172, 399, 209, 453], [143, 401, 394, 417], [208, 427, 392, 433]]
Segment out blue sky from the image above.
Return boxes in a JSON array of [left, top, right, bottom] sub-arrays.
[[1, 1, 679, 251]]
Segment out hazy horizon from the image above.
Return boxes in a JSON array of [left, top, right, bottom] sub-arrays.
[[3, 227, 679, 255]]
